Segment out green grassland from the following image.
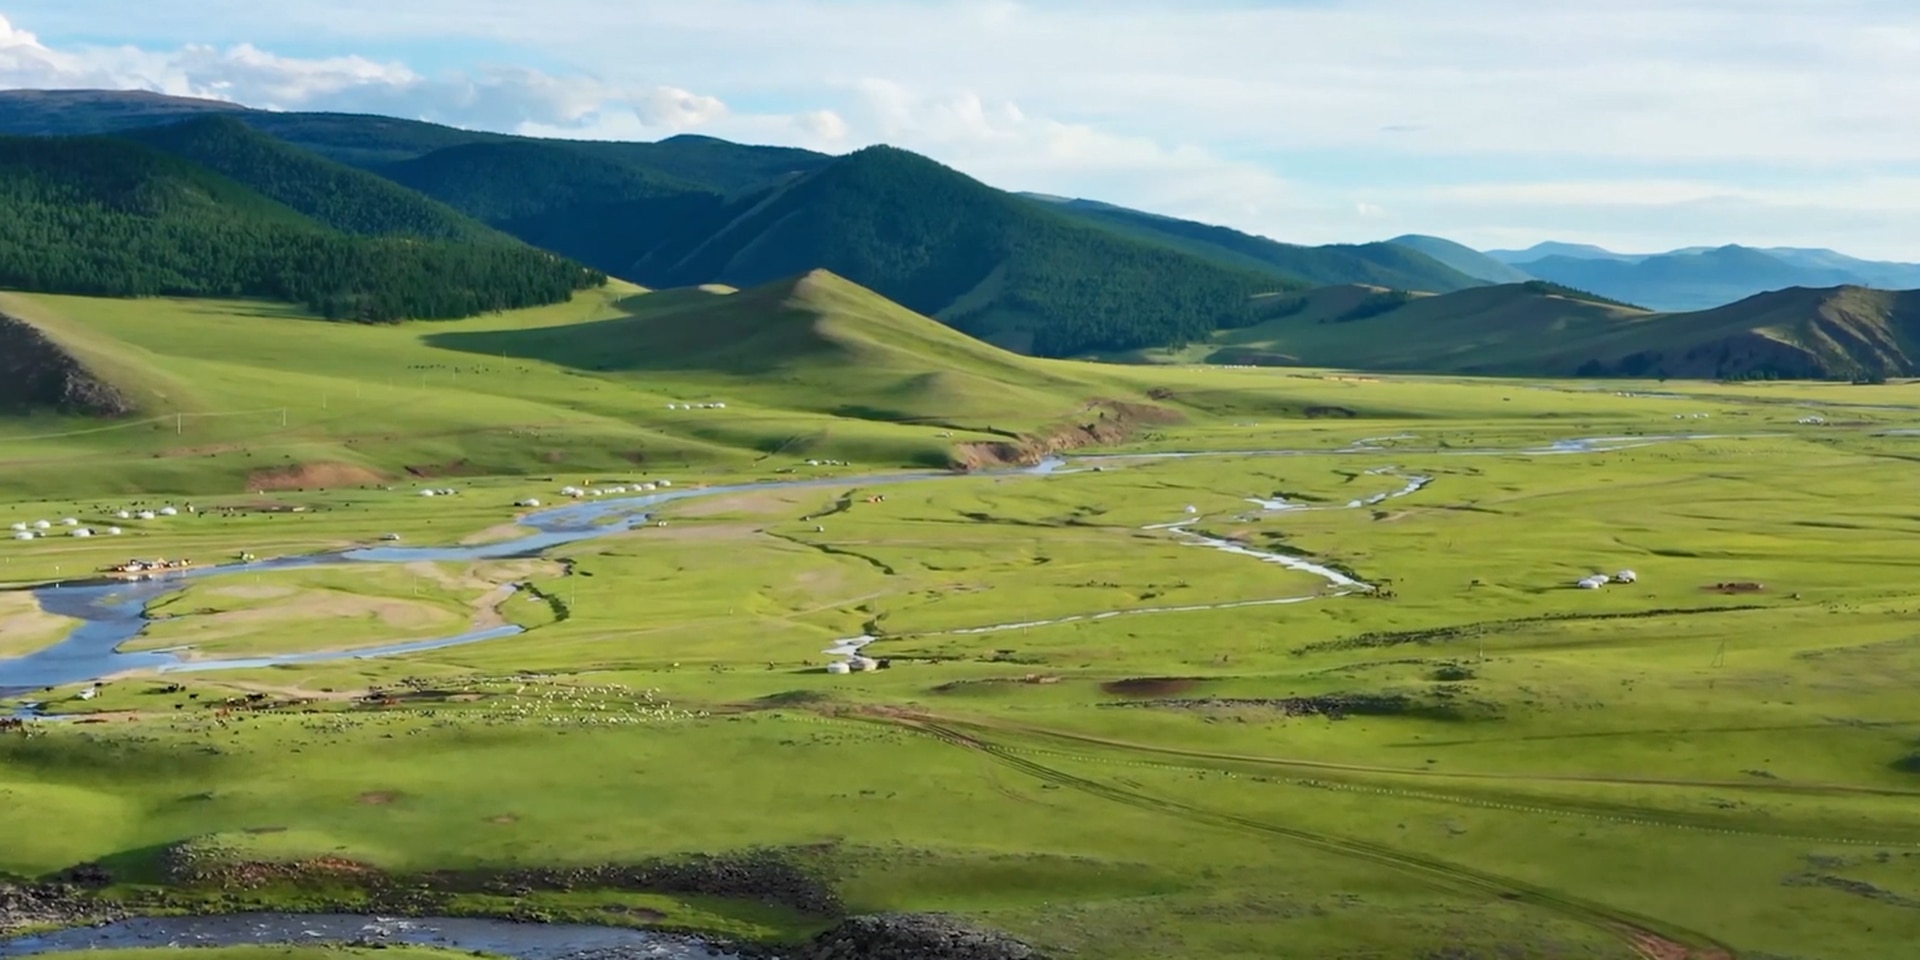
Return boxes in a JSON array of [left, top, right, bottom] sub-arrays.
[[5, 284, 1920, 959]]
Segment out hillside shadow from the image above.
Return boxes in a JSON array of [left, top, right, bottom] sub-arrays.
[[423, 288, 788, 375]]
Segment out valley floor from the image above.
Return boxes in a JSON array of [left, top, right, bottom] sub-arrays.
[[4, 290, 1920, 960]]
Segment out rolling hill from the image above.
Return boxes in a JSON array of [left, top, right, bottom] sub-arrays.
[[1387, 235, 1535, 283], [595, 146, 1306, 356], [0, 309, 130, 416], [426, 269, 1112, 427], [1124, 281, 1920, 380], [0, 133, 602, 321]]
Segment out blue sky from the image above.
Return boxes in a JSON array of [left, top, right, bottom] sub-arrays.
[[5, 0, 1919, 259]]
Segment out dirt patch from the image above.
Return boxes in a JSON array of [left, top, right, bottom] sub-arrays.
[[1107, 692, 1483, 721], [1703, 582, 1766, 594], [357, 790, 401, 805], [488, 814, 519, 825], [247, 462, 385, 491], [1303, 405, 1358, 419], [798, 914, 1043, 960], [1100, 677, 1202, 697], [952, 398, 1183, 470]]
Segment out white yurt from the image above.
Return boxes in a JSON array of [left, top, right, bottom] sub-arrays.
[[659, 480, 672, 488], [137, 511, 156, 520], [32, 520, 50, 529], [159, 506, 179, 516], [12, 531, 34, 541], [60, 518, 78, 526], [107, 527, 123, 536], [825, 661, 852, 675], [8, 522, 24, 532], [1576, 576, 1606, 590], [1614, 570, 1638, 583], [71, 528, 92, 538]]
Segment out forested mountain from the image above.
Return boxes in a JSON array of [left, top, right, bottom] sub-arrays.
[[1030, 199, 1483, 293], [0, 134, 602, 321], [594, 147, 1306, 355], [375, 141, 702, 223], [116, 116, 508, 243]]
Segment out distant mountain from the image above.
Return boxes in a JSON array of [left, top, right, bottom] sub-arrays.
[[1033, 200, 1482, 293], [0, 133, 601, 320], [1485, 241, 1639, 264], [116, 116, 509, 244], [1386, 235, 1534, 283], [1518, 245, 1863, 311]]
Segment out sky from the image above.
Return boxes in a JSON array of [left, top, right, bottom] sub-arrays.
[[4, 0, 1919, 259]]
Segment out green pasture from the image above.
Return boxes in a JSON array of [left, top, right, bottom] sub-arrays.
[[5, 289, 1920, 958]]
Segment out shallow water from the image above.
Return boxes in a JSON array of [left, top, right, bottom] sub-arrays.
[[0, 435, 1737, 694], [0, 914, 737, 960]]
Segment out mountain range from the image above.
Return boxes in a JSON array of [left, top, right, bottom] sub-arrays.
[[1479, 241, 1920, 311], [0, 88, 1916, 381]]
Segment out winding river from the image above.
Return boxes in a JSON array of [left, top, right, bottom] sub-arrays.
[[0, 433, 1757, 699], [0, 914, 737, 960]]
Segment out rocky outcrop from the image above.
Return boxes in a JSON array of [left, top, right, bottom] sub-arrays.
[[796, 914, 1045, 960], [0, 312, 132, 416], [951, 399, 1181, 469], [0, 882, 123, 933]]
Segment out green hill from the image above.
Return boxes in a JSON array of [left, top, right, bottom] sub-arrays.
[[1037, 200, 1483, 292], [116, 116, 509, 243], [611, 147, 1304, 356], [0, 134, 603, 321], [427, 269, 1108, 426], [1126, 281, 1920, 380], [1387, 235, 1535, 283]]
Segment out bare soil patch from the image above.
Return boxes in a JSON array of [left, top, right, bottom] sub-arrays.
[[1702, 581, 1765, 594], [357, 790, 400, 806], [247, 462, 384, 491], [460, 522, 532, 546], [1101, 677, 1202, 697], [487, 814, 519, 825], [953, 398, 1183, 470]]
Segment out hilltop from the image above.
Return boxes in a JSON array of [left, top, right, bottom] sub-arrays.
[[1387, 235, 1535, 284], [115, 116, 510, 244], [427, 269, 1114, 428], [0, 132, 602, 321]]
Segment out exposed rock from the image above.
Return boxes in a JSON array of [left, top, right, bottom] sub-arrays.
[[0, 882, 122, 933], [796, 914, 1044, 960], [0, 312, 132, 416]]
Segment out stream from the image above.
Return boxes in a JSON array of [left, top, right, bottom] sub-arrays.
[[0, 434, 1760, 699], [0, 914, 738, 960]]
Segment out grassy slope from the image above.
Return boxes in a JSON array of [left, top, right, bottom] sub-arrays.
[[5, 282, 1920, 958]]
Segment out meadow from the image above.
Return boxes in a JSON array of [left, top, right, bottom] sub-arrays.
[[4, 286, 1920, 960]]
